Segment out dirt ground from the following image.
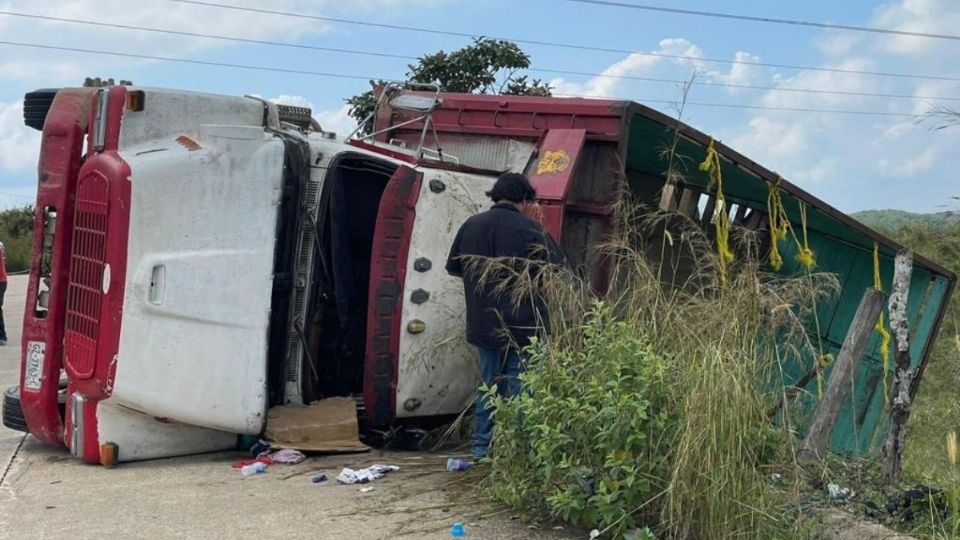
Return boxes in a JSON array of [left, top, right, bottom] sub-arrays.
[[0, 275, 581, 539]]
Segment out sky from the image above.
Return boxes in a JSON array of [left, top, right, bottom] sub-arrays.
[[0, 0, 957, 213]]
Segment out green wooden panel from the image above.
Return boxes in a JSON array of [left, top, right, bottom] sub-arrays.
[[626, 113, 956, 456]]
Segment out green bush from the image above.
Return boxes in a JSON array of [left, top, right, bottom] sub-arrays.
[[482, 209, 830, 539], [488, 302, 675, 535], [0, 205, 35, 272]]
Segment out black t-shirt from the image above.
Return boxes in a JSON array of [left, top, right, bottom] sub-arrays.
[[445, 203, 566, 349]]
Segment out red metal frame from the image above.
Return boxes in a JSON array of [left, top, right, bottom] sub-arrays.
[[20, 88, 96, 447], [523, 129, 588, 241], [70, 86, 131, 463], [21, 86, 130, 460], [64, 86, 130, 402], [363, 166, 423, 425], [374, 92, 624, 142]]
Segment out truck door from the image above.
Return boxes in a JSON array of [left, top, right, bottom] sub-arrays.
[[363, 165, 423, 425]]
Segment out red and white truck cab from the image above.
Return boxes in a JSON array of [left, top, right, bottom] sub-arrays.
[[5, 84, 619, 463]]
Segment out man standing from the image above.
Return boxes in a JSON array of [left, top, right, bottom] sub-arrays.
[[0, 241, 7, 346], [445, 173, 565, 460]]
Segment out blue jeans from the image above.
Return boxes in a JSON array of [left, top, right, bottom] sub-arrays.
[[473, 347, 524, 460]]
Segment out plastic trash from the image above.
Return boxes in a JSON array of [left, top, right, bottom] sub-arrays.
[[335, 464, 399, 484], [240, 462, 267, 476], [451, 522, 465, 537], [269, 448, 306, 464], [827, 482, 854, 500], [250, 439, 271, 457], [446, 458, 471, 472], [232, 456, 273, 469], [311, 473, 328, 484]]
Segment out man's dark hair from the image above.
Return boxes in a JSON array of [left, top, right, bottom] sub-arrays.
[[485, 173, 537, 203]]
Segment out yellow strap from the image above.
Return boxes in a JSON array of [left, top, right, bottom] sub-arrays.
[[873, 242, 892, 404], [815, 353, 834, 398], [766, 178, 815, 272], [698, 139, 735, 285], [766, 179, 789, 271], [795, 202, 816, 270], [768, 178, 823, 396]]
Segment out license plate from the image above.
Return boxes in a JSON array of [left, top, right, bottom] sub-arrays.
[[24, 341, 45, 390]]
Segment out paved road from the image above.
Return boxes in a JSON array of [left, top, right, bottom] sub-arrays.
[[0, 275, 577, 539]]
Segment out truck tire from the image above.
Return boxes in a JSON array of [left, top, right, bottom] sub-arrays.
[[2, 383, 68, 433], [22, 88, 60, 131], [2, 385, 27, 432]]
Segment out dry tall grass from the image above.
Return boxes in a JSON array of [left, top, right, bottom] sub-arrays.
[[476, 199, 838, 539]]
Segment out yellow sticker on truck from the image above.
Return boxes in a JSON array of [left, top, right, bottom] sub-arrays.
[[536, 150, 571, 175]]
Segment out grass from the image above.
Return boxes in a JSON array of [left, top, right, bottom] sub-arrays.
[[884, 221, 960, 489], [473, 198, 837, 539]]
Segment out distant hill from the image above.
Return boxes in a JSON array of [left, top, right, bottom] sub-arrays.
[[851, 209, 959, 233]]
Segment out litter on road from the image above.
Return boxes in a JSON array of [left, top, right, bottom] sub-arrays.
[[268, 448, 306, 464], [445, 458, 471, 472], [335, 464, 399, 484], [232, 456, 273, 469], [240, 462, 267, 477]]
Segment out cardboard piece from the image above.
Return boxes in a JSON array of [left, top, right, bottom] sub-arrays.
[[264, 397, 370, 453]]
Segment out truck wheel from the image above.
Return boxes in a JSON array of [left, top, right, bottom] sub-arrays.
[[2, 385, 27, 432], [22, 88, 60, 131], [2, 383, 68, 433]]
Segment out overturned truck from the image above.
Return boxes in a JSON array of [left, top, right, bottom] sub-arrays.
[[3, 85, 953, 463]]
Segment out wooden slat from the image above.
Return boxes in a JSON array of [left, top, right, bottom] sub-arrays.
[[798, 288, 886, 462]]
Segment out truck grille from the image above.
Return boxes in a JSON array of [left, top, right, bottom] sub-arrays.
[[64, 172, 110, 379]]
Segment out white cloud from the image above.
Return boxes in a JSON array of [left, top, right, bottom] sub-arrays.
[[717, 0, 960, 210], [892, 147, 938, 176], [550, 52, 660, 98], [730, 116, 809, 164], [814, 31, 863, 58], [706, 51, 763, 91], [871, 0, 960, 56], [268, 96, 356, 136], [0, 0, 443, 177], [0, 100, 40, 172], [549, 38, 709, 98], [315, 104, 357, 137], [270, 95, 314, 110], [0, 0, 446, 83], [0, 0, 324, 81]]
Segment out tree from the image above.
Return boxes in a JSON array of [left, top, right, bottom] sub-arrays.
[[346, 38, 551, 134], [0, 206, 36, 272]]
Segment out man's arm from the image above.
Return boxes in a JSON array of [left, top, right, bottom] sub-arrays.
[[445, 225, 465, 277], [543, 231, 567, 267], [527, 226, 567, 268]]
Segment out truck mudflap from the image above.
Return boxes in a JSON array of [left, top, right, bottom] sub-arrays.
[[20, 88, 97, 447], [363, 166, 423, 426]]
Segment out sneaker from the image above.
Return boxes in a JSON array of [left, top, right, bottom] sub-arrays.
[[0, 340, 7, 346]]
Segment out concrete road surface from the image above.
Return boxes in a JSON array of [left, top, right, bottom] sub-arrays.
[[0, 275, 579, 539]]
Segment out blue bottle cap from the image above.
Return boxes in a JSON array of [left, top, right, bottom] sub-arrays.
[[451, 522, 465, 537]]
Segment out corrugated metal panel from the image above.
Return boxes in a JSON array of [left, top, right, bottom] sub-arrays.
[[391, 133, 535, 173]]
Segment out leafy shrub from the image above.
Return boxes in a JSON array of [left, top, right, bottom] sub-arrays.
[[488, 302, 675, 535], [483, 207, 834, 539], [0, 205, 35, 272]]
